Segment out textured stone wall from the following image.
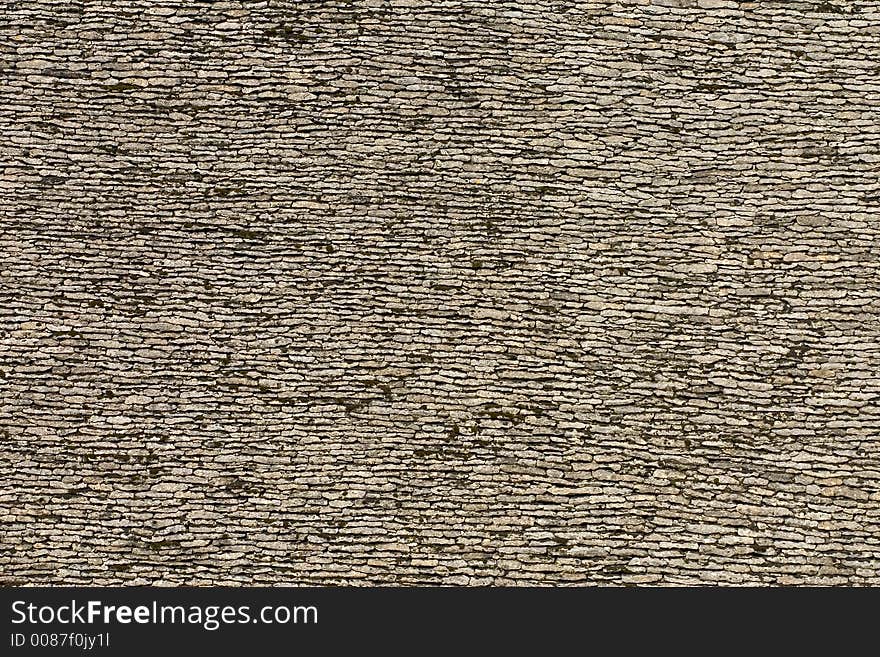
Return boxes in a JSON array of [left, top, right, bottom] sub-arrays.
[[2, 0, 879, 585]]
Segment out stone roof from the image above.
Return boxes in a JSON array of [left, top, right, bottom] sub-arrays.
[[1, 0, 879, 585]]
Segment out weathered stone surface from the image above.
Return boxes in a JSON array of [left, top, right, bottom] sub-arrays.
[[1, 0, 879, 586]]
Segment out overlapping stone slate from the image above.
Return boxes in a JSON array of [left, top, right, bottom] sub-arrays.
[[1, 0, 879, 585]]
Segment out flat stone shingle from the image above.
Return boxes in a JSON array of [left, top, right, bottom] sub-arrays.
[[1, 0, 879, 585]]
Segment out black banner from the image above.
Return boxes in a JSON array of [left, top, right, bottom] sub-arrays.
[[0, 587, 868, 654]]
